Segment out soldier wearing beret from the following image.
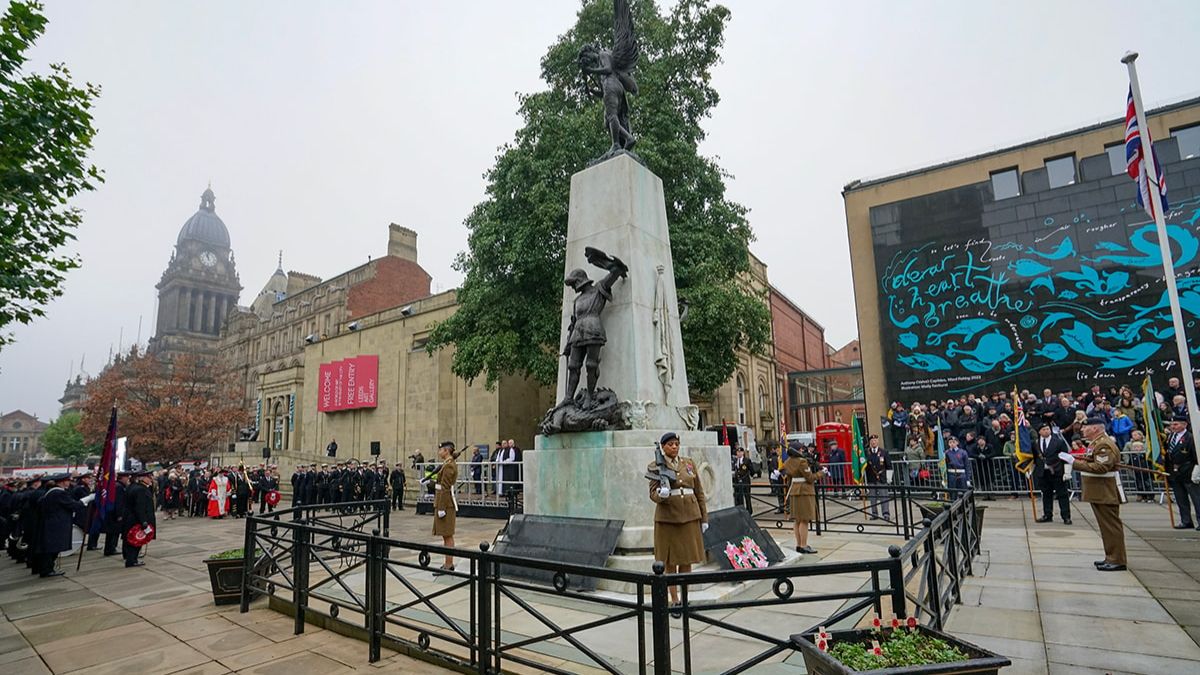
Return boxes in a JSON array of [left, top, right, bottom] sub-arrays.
[[647, 432, 708, 615], [781, 444, 824, 555], [1060, 416, 1127, 570], [431, 441, 458, 575]]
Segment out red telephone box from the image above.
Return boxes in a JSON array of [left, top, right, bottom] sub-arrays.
[[814, 422, 852, 463]]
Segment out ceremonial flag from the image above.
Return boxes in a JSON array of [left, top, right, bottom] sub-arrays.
[[90, 407, 118, 537], [1143, 375, 1165, 470], [934, 422, 947, 484], [850, 417, 866, 485], [1012, 388, 1034, 475], [1125, 86, 1168, 219]]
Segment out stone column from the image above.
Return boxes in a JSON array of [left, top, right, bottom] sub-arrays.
[[177, 287, 190, 331]]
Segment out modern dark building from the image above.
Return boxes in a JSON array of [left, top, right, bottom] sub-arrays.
[[845, 96, 1200, 435]]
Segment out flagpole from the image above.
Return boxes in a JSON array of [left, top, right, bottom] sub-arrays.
[[1123, 52, 1200, 439]]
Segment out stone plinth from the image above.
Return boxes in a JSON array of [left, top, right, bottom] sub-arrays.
[[525, 430, 733, 552], [554, 154, 694, 430]]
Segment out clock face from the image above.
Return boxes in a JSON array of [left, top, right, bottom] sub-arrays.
[[199, 251, 217, 267]]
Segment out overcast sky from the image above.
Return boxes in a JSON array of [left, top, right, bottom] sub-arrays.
[[3, 0, 1200, 421]]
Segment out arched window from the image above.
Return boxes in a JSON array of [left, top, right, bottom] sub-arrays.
[[272, 401, 284, 449], [736, 373, 747, 425], [758, 380, 768, 416]]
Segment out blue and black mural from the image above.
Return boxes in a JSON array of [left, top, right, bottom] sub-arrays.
[[871, 144, 1200, 404]]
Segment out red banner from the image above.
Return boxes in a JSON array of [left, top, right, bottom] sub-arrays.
[[318, 355, 378, 412]]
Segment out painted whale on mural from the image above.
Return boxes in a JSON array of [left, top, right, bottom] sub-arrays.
[[1097, 318, 1156, 343], [1036, 312, 1075, 341], [1008, 259, 1054, 277], [1026, 237, 1076, 261], [899, 352, 952, 372], [1059, 321, 1161, 369], [926, 318, 998, 346], [1133, 277, 1200, 319], [898, 332, 919, 349], [946, 331, 1015, 372], [1034, 343, 1069, 361], [1028, 276, 1056, 295], [1089, 224, 1199, 268]]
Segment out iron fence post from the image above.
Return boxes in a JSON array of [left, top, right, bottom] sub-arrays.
[[382, 500, 390, 533], [367, 529, 383, 663], [947, 502, 962, 604], [292, 518, 309, 635], [651, 562, 671, 675], [922, 518, 943, 631], [477, 542, 492, 674], [240, 516, 256, 612], [886, 544, 906, 619]]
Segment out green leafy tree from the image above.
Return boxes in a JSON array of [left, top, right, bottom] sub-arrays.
[[0, 1, 102, 350], [41, 410, 94, 465], [428, 0, 770, 395]]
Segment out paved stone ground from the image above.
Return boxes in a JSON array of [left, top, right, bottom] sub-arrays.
[[946, 496, 1200, 674], [3, 500, 1197, 674]]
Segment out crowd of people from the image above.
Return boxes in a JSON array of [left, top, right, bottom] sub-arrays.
[[1, 469, 157, 577], [288, 460, 404, 509]]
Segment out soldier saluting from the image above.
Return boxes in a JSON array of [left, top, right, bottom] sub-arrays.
[[1059, 416, 1127, 571]]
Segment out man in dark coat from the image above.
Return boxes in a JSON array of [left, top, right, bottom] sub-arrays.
[[23, 476, 48, 573], [123, 471, 156, 568], [389, 462, 406, 510], [34, 474, 85, 577], [290, 465, 305, 507], [1032, 424, 1072, 524], [233, 469, 251, 518], [104, 474, 131, 556], [257, 469, 279, 514], [1164, 415, 1200, 529], [732, 446, 753, 511]]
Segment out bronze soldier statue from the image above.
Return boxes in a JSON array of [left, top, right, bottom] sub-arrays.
[[561, 247, 628, 408]]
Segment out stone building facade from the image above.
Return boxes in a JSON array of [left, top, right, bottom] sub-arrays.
[[0, 410, 48, 461], [220, 225, 432, 451]]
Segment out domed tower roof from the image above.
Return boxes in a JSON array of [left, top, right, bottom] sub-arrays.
[[177, 186, 230, 249]]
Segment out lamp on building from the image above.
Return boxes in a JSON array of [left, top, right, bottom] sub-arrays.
[[348, 321, 360, 331], [399, 305, 413, 317], [304, 334, 317, 344]]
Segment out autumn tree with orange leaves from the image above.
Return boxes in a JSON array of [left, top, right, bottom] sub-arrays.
[[80, 347, 247, 465]]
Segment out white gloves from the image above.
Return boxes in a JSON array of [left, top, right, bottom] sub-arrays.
[[437, 510, 446, 518], [701, 523, 709, 533], [966, 481, 973, 488], [80, 493, 96, 506], [657, 486, 671, 500], [771, 470, 781, 480], [1057, 452, 1075, 466]]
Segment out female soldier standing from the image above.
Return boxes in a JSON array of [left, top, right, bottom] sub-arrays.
[[431, 441, 458, 574], [648, 432, 708, 616], [782, 443, 822, 554]]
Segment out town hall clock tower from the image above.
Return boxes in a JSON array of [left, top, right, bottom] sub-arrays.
[[148, 186, 242, 360]]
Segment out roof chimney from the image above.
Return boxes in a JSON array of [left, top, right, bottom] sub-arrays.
[[388, 224, 418, 263]]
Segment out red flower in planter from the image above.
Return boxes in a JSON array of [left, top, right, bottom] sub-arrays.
[[906, 616, 918, 630]]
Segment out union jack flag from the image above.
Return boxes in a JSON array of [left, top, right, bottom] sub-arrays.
[[1126, 86, 1167, 219]]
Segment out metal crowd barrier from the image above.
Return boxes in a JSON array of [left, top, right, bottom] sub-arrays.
[[241, 485, 982, 674]]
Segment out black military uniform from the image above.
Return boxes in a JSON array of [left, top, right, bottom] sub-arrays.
[[104, 477, 129, 556], [257, 473, 279, 514], [123, 472, 156, 568], [34, 475, 85, 577], [732, 449, 753, 512], [389, 463, 406, 510], [290, 467, 305, 507]]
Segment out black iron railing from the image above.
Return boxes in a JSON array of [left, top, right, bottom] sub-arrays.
[[241, 486, 979, 674]]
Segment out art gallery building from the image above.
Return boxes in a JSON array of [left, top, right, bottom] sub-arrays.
[[844, 96, 1200, 438]]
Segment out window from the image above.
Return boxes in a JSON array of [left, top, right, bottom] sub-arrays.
[[990, 168, 1020, 200], [1173, 123, 1200, 160], [1105, 142, 1126, 176], [1045, 155, 1076, 188], [736, 373, 747, 425], [758, 381, 768, 415]]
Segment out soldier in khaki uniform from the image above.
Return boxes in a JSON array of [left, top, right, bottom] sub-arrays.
[[1060, 416, 1127, 571], [647, 432, 708, 613], [780, 444, 824, 555], [431, 441, 459, 574]]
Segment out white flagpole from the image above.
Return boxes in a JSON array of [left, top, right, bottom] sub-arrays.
[[1122, 51, 1200, 437]]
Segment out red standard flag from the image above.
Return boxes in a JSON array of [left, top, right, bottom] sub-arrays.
[[1125, 86, 1168, 219], [90, 407, 119, 537]]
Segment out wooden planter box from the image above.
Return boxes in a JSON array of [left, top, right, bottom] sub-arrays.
[[792, 626, 1010, 675]]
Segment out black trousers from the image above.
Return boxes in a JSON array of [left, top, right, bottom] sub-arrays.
[[391, 488, 404, 509], [1040, 471, 1071, 520], [121, 539, 141, 566], [733, 481, 752, 511], [34, 551, 57, 575], [103, 530, 119, 555], [1170, 476, 1200, 526]]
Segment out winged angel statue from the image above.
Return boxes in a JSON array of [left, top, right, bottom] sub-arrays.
[[579, 0, 639, 161]]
